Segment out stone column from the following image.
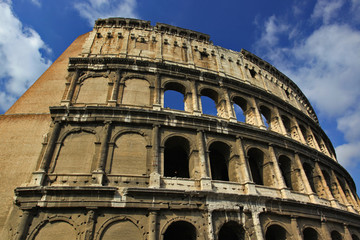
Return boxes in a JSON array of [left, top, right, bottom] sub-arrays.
[[207, 210, 215, 240], [83, 210, 96, 240], [14, 210, 32, 240], [153, 73, 162, 110], [314, 162, 337, 206], [251, 211, 265, 240], [236, 137, 256, 194], [150, 125, 161, 188], [191, 81, 201, 115], [290, 217, 302, 240], [320, 221, 332, 240], [268, 144, 290, 198], [65, 69, 80, 104], [331, 170, 352, 210], [117, 81, 125, 105], [148, 210, 158, 240], [294, 153, 318, 203], [197, 129, 211, 190], [344, 224, 353, 240], [250, 98, 265, 128], [93, 122, 112, 185], [109, 70, 121, 106], [32, 121, 61, 185], [292, 117, 307, 144], [223, 88, 236, 121]]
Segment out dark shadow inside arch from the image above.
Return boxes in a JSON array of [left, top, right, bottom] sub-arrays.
[[303, 162, 316, 193], [281, 115, 291, 135], [265, 224, 288, 240], [278, 155, 293, 190], [164, 136, 190, 178], [331, 230, 343, 240], [218, 221, 245, 240], [352, 234, 360, 240], [163, 221, 196, 240], [247, 148, 264, 185], [209, 142, 230, 181], [303, 227, 319, 240]]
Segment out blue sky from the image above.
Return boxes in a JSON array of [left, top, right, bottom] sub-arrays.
[[0, 0, 360, 191]]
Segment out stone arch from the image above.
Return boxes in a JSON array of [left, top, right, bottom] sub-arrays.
[[53, 129, 97, 174], [164, 136, 191, 178], [218, 221, 246, 240], [281, 115, 292, 136], [163, 81, 188, 111], [265, 223, 290, 240], [352, 234, 360, 240], [259, 104, 272, 129], [208, 141, 231, 181], [331, 230, 343, 240], [29, 217, 79, 240], [247, 147, 273, 186], [162, 220, 197, 240], [232, 95, 250, 123], [303, 227, 321, 240], [58, 127, 99, 143], [110, 131, 148, 175], [122, 76, 152, 106], [322, 169, 335, 199], [96, 216, 143, 240], [200, 87, 222, 117], [278, 155, 294, 190]]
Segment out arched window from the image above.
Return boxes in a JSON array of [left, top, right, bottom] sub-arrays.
[[303, 162, 317, 193], [164, 82, 186, 111], [163, 221, 196, 240], [331, 231, 343, 240], [122, 78, 151, 106], [247, 148, 264, 185], [200, 88, 219, 116], [164, 136, 190, 178], [218, 221, 245, 240], [54, 131, 95, 174], [233, 96, 248, 123], [259, 105, 271, 129], [278, 155, 293, 190], [303, 227, 319, 240], [265, 224, 289, 240], [209, 142, 230, 181]]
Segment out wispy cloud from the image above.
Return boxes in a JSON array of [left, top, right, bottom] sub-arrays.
[[0, 1, 51, 112], [253, 0, 360, 168], [73, 0, 138, 27], [30, 0, 41, 7]]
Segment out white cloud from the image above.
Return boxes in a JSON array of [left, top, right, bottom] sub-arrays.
[[0, 1, 51, 112], [256, 15, 289, 48], [73, 0, 138, 27], [30, 0, 41, 7], [253, 0, 360, 169], [312, 0, 345, 24]]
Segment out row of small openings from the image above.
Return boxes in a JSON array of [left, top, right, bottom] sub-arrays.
[[157, 26, 209, 41]]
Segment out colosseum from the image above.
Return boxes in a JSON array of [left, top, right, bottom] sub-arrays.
[[0, 17, 360, 240]]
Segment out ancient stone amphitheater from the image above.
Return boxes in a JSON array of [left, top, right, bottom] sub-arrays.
[[1, 18, 360, 240]]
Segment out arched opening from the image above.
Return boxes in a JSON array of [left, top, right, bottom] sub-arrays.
[[303, 227, 319, 240], [259, 105, 271, 129], [247, 148, 264, 185], [299, 124, 308, 142], [101, 220, 142, 240], [209, 141, 230, 181], [303, 162, 317, 193], [164, 136, 190, 178], [34, 221, 77, 240], [331, 231, 342, 240], [352, 234, 360, 240], [322, 170, 335, 198], [201, 88, 219, 116], [278, 155, 293, 190], [281, 115, 291, 136], [265, 224, 289, 240], [233, 96, 248, 123], [163, 221, 197, 240], [164, 82, 186, 111], [218, 221, 245, 240]]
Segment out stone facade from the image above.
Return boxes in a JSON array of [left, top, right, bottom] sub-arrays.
[[0, 18, 360, 240]]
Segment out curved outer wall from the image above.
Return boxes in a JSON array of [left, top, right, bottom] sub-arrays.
[[0, 18, 360, 240]]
